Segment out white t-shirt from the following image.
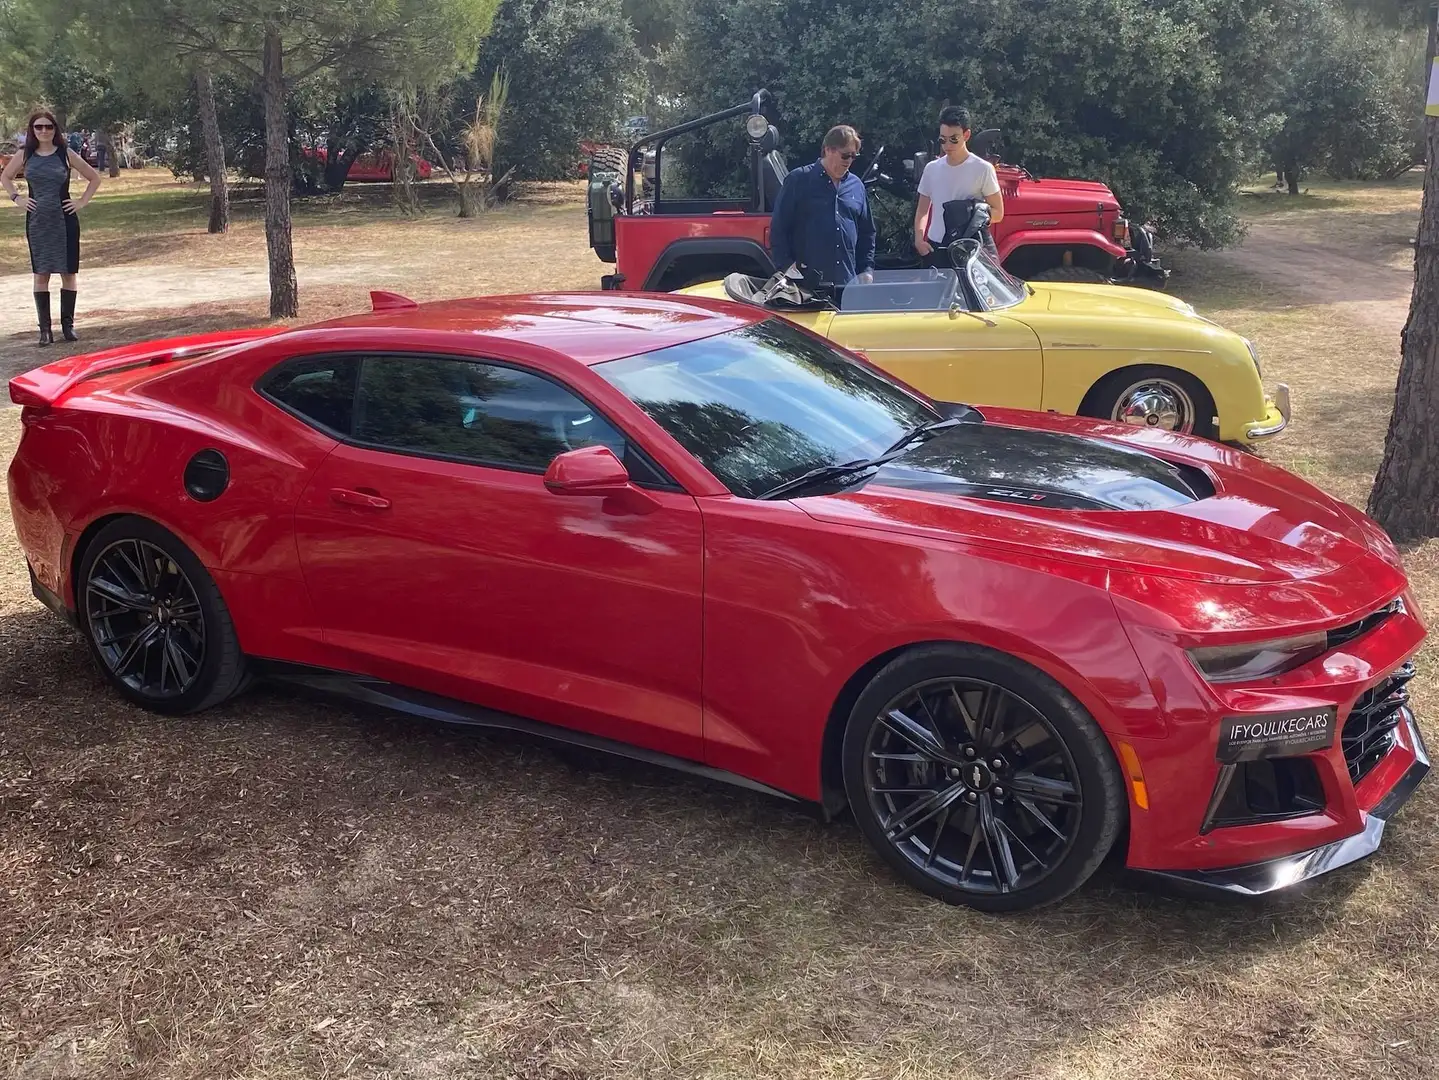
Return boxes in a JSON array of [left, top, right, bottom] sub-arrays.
[[917, 154, 1001, 243]]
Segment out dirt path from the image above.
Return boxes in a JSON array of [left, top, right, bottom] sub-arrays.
[[1209, 218, 1412, 337], [0, 259, 433, 337]]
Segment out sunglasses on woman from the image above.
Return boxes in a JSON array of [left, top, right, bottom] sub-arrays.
[[33, 123, 55, 131]]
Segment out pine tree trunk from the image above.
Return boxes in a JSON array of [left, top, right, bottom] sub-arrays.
[[260, 28, 299, 318], [458, 179, 477, 218], [1366, 112, 1439, 540], [390, 97, 418, 215], [195, 65, 230, 235]]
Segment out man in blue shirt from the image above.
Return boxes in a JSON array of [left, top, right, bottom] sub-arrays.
[[768, 125, 876, 286]]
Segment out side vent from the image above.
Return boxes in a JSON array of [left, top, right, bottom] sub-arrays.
[[184, 449, 229, 502]]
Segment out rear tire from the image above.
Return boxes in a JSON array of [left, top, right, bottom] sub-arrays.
[[841, 643, 1125, 913], [660, 265, 768, 291], [77, 516, 249, 716], [1028, 265, 1109, 284]]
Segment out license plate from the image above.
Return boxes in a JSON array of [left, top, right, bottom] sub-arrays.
[[1217, 708, 1337, 763]]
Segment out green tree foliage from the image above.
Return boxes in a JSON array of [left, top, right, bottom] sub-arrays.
[[1268, 0, 1424, 191], [65, 0, 497, 316], [474, 0, 644, 181], [666, 0, 1404, 248]]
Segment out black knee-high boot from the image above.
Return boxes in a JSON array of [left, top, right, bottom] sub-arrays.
[[34, 291, 52, 347], [60, 289, 78, 341]]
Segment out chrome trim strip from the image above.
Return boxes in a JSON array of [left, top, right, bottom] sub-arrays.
[[1045, 345, 1216, 354], [854, 346, 1037, 354]]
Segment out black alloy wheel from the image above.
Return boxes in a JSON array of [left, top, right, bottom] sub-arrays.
[[843, 644, 1125, 912], [87, 537, 205, 698], [78, 516, 248, 715]]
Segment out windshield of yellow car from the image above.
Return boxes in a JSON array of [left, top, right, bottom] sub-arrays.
[[966, 246, 1028, 311]]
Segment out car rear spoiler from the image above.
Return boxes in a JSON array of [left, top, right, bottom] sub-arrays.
[[7, 327, 286, 409]]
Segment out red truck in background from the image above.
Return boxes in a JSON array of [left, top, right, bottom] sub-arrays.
[[586, 90, 1168, 292]]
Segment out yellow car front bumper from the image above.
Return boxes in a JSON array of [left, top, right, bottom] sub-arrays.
[[1244, 383, 1292, 441]]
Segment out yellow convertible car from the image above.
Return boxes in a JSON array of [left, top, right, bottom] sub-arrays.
[[680, 245, 1289, 444]]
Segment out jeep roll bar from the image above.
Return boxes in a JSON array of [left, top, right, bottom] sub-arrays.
[[623, 89, 774, 211]]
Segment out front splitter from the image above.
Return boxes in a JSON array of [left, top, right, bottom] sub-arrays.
[[1128, 710, 1429, 899]]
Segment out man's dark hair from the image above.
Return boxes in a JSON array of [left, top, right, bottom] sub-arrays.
[[822, 124, 860, 151], [938, 106, 972, 131]]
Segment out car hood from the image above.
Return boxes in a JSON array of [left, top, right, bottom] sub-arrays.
[[1024, 280, 1198, 321], [796, 420, 1381, 585], [1002, 172, 1120, 212]]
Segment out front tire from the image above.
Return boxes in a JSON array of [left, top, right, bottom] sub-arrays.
[[841, 644, 1125, 912], [1081, 365, 1218, 440], [77, 516, 249, 716]]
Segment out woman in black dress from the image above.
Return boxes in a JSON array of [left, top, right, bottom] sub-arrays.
[[1, 109, 103, 345]]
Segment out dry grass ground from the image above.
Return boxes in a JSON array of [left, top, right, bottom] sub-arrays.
[[1, 171, 1437, 1080]]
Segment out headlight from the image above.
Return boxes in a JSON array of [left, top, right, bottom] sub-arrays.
[[1243, 337, 1262, 377], [1188, 631, 1327, 684]]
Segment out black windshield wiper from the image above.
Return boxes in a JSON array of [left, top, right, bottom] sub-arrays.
[[758, 458, 879, 501], [882, 416, 967, 455], [759, 417, 967, 501]]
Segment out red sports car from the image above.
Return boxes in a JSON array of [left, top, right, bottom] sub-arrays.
[[6, 289, 1429, 911]]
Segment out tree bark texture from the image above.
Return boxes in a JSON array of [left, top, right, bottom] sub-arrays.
[[1367, 13, 1439, 541], [1367, 111, 1439, 540], [260, 28, 299, 318], [195, 66, 230, 234], [100, 130, 120, 178], [390, 98, 419, 215]]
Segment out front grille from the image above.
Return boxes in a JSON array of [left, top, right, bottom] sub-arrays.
[[1326, 598, 1402, 651], [1341, 661, 1416, 784]]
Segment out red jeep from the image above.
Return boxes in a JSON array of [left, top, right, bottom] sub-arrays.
[[587, 90, 1167, 291]]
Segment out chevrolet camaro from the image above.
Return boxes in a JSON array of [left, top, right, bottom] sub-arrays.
[[681, 242, 1291, 446], [6, 289, 1426, 912]]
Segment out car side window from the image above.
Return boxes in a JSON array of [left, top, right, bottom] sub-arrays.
[[352, 354, 665, 481], [258, 356, 361, 436]]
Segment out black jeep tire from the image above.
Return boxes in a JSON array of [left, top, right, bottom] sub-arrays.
[[77, 516, 250, 716], [1028, 265, 1109, 284], [841, 643, 1126, 913], [1081, 365, 1219, 440], [588, 144, 630, 179]]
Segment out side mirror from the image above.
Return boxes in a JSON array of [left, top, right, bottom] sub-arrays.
[[544, 445, 632, 496]]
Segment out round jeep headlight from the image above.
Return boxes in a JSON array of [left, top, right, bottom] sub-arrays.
[[746, 114, 769, 140]]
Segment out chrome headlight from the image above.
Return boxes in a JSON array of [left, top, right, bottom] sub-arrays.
[[1243, 337, 1262, 377], [1188, 631, 1327, 684]]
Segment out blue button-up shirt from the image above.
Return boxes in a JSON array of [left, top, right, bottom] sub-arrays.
[[768, 160, 876, 286]]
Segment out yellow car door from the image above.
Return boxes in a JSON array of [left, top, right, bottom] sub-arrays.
[[825, 311, 1044, 409]]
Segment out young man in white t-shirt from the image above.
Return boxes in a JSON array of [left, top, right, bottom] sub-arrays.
[[913, 106, 1004, 264]]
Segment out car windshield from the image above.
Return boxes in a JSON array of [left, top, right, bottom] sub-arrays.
[[596, 317, 938, 499], [965, 244, 1028, 310]]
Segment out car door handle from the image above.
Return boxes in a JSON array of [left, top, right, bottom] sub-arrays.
[[330, 487, 391, 510]]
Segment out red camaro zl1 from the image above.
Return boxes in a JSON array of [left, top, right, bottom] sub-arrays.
[[6, 289, 1428, 911]]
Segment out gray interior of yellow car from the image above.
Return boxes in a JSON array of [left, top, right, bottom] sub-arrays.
[[722, 267, 963, 314]]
